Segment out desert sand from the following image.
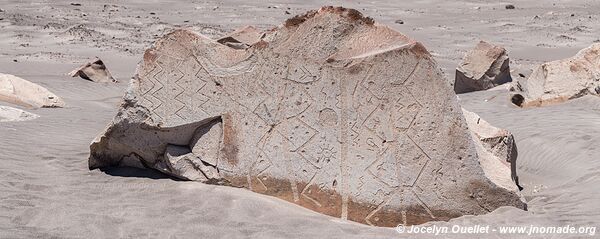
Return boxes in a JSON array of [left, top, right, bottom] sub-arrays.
[[1, 0, 599, 238]]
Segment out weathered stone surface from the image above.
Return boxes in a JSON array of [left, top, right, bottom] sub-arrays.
[[69, 58, 117, 83], [159, 144, 221, 181], [89, 7, 525, 226], [512, 43, 600, 107], [462, 108, 521, 190], [455, 41, 512, 93], [0, 73, 65, 108], [0, 105, 39, 122]]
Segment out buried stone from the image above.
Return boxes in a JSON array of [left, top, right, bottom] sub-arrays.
[[69, 57, 117, 83], [89, 7, 525, 226]]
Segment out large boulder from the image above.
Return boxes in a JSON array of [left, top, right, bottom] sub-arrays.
[[0, 73, 65, 108], [454, 41, 512, 93], [89, 7, 525, 226], [512, 43, 600, 107], [462, 108, 521, 190], [69, 58, 117, 83]]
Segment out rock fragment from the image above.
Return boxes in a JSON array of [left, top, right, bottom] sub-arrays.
[[455, 41, 513, 93], [69, 58, 117, 83], [462, 108, 521, 190], [217, 25, 263, 49]]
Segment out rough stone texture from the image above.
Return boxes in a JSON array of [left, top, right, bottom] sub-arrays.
[[160, 144, 221, 181], [0, 105, 39, 122], [0, 73, 65, 108], [462, 108, 521, 190], [513, 43, 600, 107], [89, 7, 525, 227], [69, 58, 117, 83], [454, 41, 512, 94]]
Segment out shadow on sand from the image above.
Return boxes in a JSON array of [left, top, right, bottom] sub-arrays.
[[99, 166, 184, 181]]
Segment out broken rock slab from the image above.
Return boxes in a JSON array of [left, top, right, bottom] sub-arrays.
[[0, 105, 39, 122], [69, 58, 117, 83], [455, 41, 512, 94], [512, 43, 600, 107], [89, 7, 526, 227], [0, 73, 65, 108], [462, 108, 521, 190]]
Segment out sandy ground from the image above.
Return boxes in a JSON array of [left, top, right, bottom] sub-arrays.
[[0, 0, 599, 238]]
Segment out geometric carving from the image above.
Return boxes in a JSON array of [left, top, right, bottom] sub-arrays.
[[89, 7, 526, 227]]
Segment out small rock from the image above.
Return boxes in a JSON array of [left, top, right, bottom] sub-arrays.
[[505, 4, 515, 9], [454, 41, 512, 93], [69, 58, 117, 83], [570, 13, 575, 17], [395, 19, 404, 24], [149, 12, 155, 15], [70, 3, 81, 6], [12, 59, 17, 62], [285, 11, 290, 15]]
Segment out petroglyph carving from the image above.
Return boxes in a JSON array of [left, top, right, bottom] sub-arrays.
[[89, 7, 525, 227]]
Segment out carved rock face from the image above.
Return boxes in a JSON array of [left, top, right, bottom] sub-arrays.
[[89, 7, 525, 226]]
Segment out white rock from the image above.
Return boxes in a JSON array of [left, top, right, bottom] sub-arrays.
[[0, 105, 39, 122], [0, 73, 65, 108]]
